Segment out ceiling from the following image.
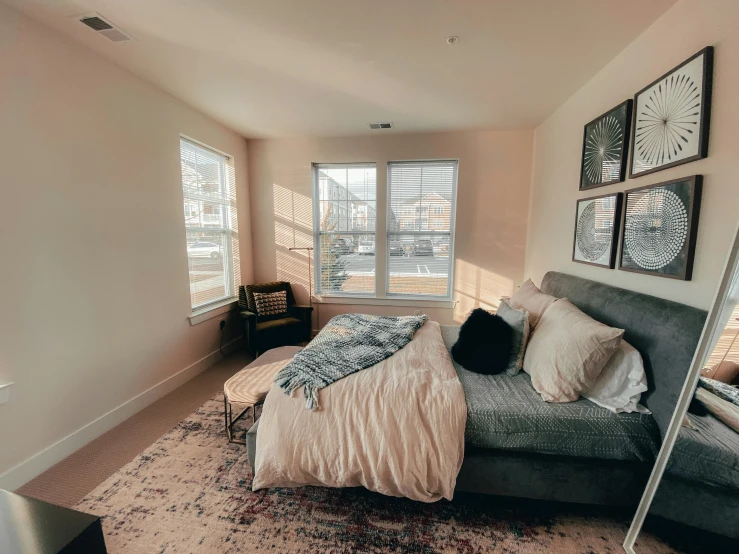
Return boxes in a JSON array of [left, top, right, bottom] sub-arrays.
[[4, 0, 677, 138]]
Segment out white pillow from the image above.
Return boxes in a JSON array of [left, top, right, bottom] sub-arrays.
[[583, 340, 649, 413]]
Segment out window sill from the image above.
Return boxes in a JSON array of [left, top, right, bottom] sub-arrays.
[[316, 295, 454, 309], [188, 297, 238, 326]]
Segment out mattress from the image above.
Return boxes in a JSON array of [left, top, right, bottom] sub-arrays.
[[440, 326, 661, 462], [666, 412, 739, 489]]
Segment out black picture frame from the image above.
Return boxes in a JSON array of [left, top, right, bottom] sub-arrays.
[[629, 47, 713, 179], [572, 192, 623, 268], [619, 175, 702, 280], [579, 100, 632, 190]]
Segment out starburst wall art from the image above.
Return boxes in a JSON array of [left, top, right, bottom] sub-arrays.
[[572, 192, 623, 268], [619, 176, 702, 280], [630, 47, 713, 178], [579, 100, 632, 190]]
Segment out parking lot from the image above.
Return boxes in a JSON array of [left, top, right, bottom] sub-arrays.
[[339, 253, 448, 275]]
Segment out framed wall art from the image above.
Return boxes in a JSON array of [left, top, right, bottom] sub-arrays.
[[579, 100, 632, 190], [572, 192, 623, 268], [619, 175, 702, 280], [629, 47, 713, 178]]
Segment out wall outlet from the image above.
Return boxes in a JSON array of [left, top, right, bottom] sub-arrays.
[[219, 319, 226, 330]]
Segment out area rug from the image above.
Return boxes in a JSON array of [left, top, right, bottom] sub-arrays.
[[75, 393, 678, 553]]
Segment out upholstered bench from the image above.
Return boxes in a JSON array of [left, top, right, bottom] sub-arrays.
[[223, 346, 302, 444]]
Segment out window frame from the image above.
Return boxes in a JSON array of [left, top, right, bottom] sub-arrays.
[[312, 162, 377, 298], [180, 136, 237, 312], [385, 159, 459, 301]]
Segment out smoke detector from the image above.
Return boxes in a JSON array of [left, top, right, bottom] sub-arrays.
[[77, 13, 133, 43], [368, 122, 393, 130]]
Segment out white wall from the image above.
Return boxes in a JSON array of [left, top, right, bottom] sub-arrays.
[[247, 130, 533, 327], [525, 0, 739, 309], [0, 4, 253, 488]]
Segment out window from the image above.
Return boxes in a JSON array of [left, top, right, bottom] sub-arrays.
[[314, 163, 376, 295], [387, 160, 457, 298], [180, 138, 240, 310]]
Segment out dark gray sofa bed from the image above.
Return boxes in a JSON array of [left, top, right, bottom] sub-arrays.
[[246, 272, 739, 536], [650, 409, 739, 539]]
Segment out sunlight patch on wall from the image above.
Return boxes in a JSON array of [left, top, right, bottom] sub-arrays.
[[276, 250, 310, 293], [452, 259, 514, 322], [273, 183, 312, 230], [273, 184, 315, 301], [274, 221, 312, 251]]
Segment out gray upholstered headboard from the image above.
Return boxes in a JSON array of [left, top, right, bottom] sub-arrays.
[[540, 272, 707, 439]]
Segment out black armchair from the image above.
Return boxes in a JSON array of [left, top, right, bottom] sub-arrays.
[[239, 281, 313, 357]]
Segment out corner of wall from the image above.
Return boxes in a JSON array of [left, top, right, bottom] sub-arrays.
[[522, 129, 540, 281]]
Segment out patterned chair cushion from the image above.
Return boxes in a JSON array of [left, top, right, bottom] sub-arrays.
[[253, 290, 288, 319], [242, 282, 296, 314]]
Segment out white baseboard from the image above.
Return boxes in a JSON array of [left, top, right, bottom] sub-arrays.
[[0, 336, 243, 492]]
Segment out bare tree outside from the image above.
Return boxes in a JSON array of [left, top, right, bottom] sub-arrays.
[[319, 202, 349, 292]]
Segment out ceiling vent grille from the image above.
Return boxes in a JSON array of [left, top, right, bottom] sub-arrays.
[[369, 122, 393, 130], [78, 13, 133, 43]]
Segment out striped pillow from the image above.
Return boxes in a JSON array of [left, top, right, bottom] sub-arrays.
[[253, 290, 288, 318]]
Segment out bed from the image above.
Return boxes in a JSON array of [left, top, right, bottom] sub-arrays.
[[244, 272, 738, 536], [650, 411, 739, 539]]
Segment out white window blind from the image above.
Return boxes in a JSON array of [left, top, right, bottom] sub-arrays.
[[180, 138, 240, 310], [387, 160, 458, 298], [313, 163, 376, 296]]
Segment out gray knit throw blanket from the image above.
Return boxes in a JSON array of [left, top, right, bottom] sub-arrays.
[[275, 313, 428, 410], [699, 377, 739, 408]]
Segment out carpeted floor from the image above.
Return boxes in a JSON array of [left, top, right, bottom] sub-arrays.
[[18, 350, 253, 508], [70, 391, 681, 554]]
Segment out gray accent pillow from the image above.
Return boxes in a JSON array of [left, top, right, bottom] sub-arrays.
[[497, 299, 530, 375]]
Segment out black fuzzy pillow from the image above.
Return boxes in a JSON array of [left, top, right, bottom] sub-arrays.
[[451, 308, 513, 375]]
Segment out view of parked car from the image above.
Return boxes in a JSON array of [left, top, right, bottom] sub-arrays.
[[187, 241, 221, 259], [412, 239, 434, 256], [358, 240, 375, 255], [330, 237, 354, 255], [389, 241, 404, 256]]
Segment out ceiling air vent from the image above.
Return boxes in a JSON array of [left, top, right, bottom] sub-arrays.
[[78, 13, 133, 43], [369, 122, 393, 130]]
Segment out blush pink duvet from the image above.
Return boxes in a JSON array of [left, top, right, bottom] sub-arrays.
[[252, 321, 467, 502]]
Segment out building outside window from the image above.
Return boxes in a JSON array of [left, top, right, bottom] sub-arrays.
[[312, 160, 457, 300], [314, 164, 376, 295], [387, 160, 458, 298]]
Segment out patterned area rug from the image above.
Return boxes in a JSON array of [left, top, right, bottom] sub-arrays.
[[75, 393, 678, 553]]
